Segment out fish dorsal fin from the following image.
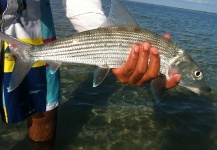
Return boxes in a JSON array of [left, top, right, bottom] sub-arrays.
[[93, 66, 110, 87], [101, 0, 138, 27]]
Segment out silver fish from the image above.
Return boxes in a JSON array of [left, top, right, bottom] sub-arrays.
[[0, 0, 211, 101]]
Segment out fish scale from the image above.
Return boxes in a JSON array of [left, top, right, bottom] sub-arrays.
[[29, 26, 180, 71]]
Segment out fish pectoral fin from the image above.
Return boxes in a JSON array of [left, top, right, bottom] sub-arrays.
[[93, 66, 110, 87], [47, 61, 62, 74], [150, 75, 167, 103]]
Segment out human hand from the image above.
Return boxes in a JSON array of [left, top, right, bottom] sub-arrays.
[[111, 34, 181, 89]]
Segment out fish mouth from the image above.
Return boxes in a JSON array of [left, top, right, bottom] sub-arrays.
[[188, 86, 211, 95]]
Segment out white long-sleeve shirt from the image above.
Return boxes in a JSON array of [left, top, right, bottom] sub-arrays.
[[64, 0, 106, 32]]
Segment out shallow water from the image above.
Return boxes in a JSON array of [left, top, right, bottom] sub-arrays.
[[0, 0, 217, 150]]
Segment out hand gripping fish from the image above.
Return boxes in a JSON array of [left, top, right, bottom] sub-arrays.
[[0, 0, 211, 102]]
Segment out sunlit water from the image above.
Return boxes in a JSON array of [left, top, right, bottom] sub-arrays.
[[0, 0, 217, 150]]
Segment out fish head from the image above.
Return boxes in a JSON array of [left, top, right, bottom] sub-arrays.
[[167, 52, 211, 94]]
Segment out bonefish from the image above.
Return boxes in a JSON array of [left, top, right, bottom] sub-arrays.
[[0, 0, 211, 101]]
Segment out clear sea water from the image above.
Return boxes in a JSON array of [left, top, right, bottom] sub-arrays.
[[0, 0, 217, 150]]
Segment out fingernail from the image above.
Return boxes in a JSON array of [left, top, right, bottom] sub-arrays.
[[134, 45, 140, 53], [143, 42, 150, 51], [163, 34, 171, 40], [174, 74, 182, 82], [151, 47, 159, 55]]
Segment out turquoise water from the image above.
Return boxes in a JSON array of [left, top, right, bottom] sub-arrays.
[[0, 0, 217, 149]]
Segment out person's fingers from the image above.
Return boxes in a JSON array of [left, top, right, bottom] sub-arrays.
[[128, 42, 150, 84], [135, 47, 160, 86], [163, 33, 171, 40], [166, 74, 182, 89], [112, 34, 180, 90], [111, 45, 140, 83]]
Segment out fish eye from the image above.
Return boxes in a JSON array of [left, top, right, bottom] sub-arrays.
[[194, 70, 203, 78]]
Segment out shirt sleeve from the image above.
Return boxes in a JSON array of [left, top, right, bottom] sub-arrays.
[[64, 0, 106, 32]]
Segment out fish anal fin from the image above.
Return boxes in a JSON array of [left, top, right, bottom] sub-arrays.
[[150, 75, 167, 103], [47, 61, 62, 74], [93, 66, 110, 87]]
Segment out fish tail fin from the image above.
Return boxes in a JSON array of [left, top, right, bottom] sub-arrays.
[[0, 32, 35, 92]]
